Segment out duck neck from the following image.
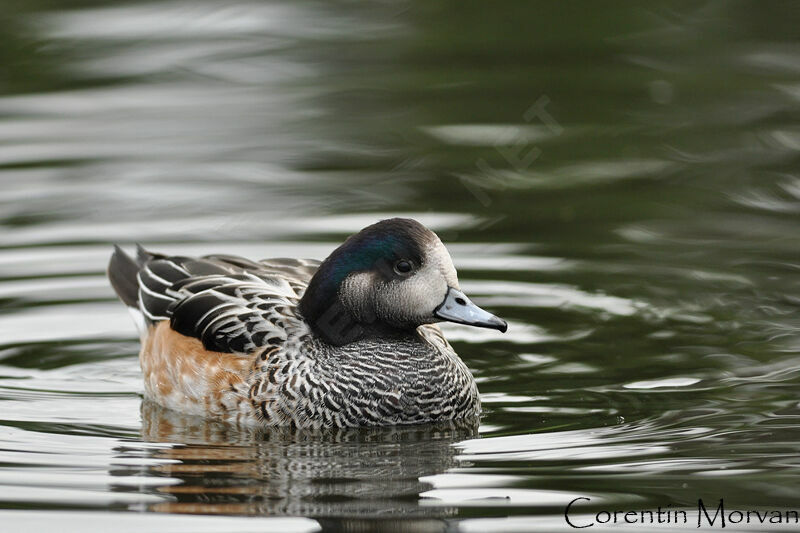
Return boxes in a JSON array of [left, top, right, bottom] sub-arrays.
[[298, 293, 360, 346], [300, 297, 418, 347], [300, 283, 419, 346]]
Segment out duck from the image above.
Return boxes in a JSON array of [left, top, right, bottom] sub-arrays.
[[108, 218, 507, 428]]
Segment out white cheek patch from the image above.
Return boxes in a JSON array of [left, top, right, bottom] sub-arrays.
[[340, 235, 462, 328], [374, 238, 459, 325], [426, 237, 459, 289], [390, 263, 449, 321]]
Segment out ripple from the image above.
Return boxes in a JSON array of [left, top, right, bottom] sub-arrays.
[[624, 377, 702, 390], [0, 212, 479, 247], [454, 429, 673, 462], [467, 280, 642, 316], [419, 473, 522, 489], [539, 362, 599, 375], [0, 304, 138, 344], [36, 1, 393, 42], [421, 488, 620, 507], [0, 511, 320, 533], [442, 321, 561, 344], [422, 124, 558, 146], [731, 176, 800, 214], [0, 484, 168, 506]]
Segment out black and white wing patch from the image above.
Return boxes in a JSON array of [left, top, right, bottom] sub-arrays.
[[135, 252, 318, 354]]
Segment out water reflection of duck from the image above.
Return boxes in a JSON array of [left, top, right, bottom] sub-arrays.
[[132, 399, 478, 518], [108, 218, 506, 428]]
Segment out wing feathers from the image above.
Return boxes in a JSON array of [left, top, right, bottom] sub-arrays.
[[109, 248, 318, 354]]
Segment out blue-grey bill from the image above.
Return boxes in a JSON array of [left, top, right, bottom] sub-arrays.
[[434, 287, 508, 332]]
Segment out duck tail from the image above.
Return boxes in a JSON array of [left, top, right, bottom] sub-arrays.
[[108, 245, 141, 308]]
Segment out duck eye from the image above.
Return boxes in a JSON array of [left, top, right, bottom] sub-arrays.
[[394, 260, 413, 275]]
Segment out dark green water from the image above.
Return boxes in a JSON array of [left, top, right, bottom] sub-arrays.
[[1, 1, 799, 531]]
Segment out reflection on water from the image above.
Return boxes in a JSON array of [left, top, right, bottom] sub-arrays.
[[0, 0, 800, 531], [135, 401, 476, 518]]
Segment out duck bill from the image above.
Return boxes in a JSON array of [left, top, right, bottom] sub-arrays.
[[434, 287, 507, 332]]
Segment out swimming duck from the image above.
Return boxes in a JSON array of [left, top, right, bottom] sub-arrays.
[[108, 218, 507, 428]]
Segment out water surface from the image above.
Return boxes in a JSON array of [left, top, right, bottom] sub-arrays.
[[1, 1, 800, 531]]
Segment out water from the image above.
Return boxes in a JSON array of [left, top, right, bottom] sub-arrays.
[[1, 0, 799, 531]]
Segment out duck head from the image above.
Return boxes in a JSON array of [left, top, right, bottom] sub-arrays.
[[299, 218, 507, 346]]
